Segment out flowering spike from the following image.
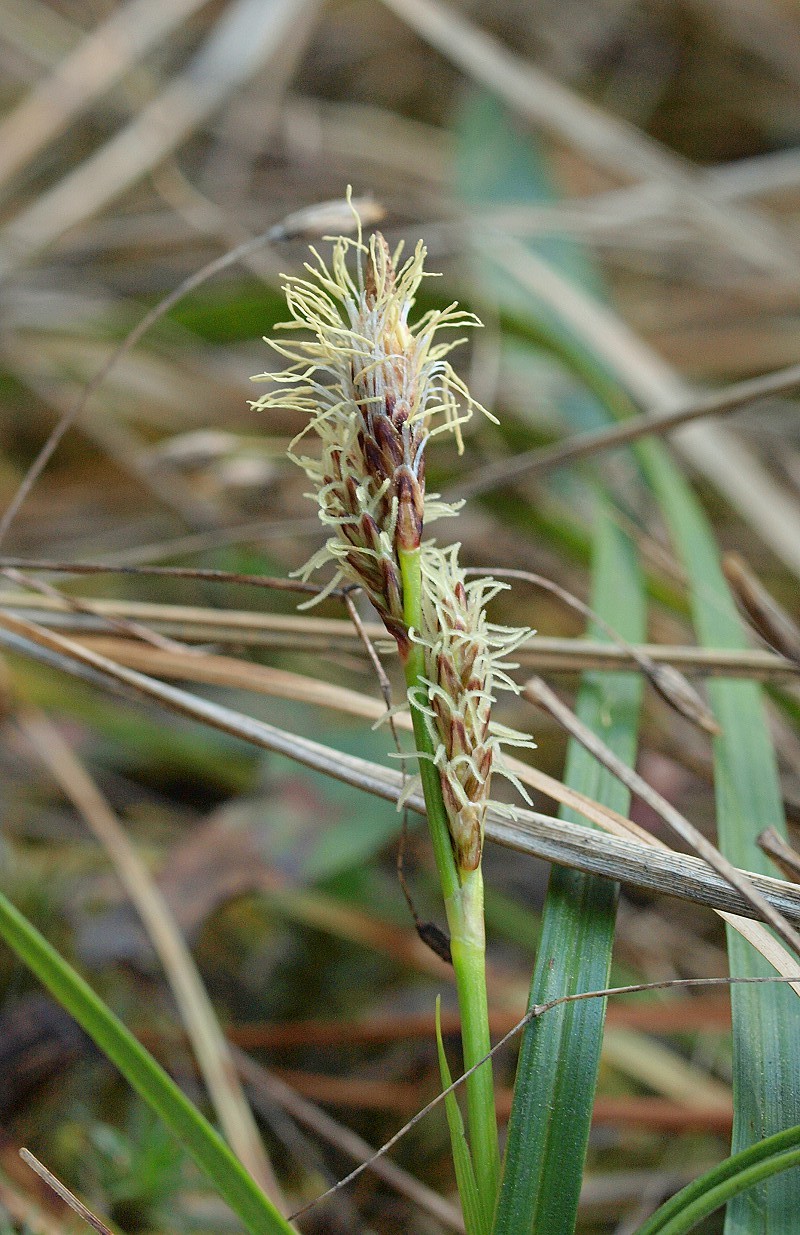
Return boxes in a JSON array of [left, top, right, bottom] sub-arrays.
[[250, 209, 484, 636]]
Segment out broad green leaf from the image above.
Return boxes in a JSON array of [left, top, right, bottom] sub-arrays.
[[637, 441, 800, 1233], [492, 508, 645, 1235], [457, 91, 645, 1235]]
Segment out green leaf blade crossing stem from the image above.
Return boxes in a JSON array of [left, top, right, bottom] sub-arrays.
[[494, 508, 645, 1235]]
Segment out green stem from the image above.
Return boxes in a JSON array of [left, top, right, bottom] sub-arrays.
[[449, 866, 498, 1221], [398, 544, 500, 1225]]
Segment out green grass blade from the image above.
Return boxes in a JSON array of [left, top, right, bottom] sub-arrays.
[[456, 91, 645, 1235], [493, 509, 645, 1235], [0, 890, 295, 1235], [633, 1124, 800, 1235], [635, 443, 800, 1233], [435, 999, 488, 1235]]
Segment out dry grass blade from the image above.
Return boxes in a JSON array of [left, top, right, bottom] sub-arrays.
[[0, 0, 319, 276], [489, 237, 686, 406], [513, 641, 794, 679], [1, 566, 193, 655], [0, 586, 794, 678], [16, 707, 285, 1206], [30, 632, 689, 848], [232, 1050, 466, 1233], [0, 183, 379, 548], [5, 610, 800, 947], [285, 972, 800, 1221], [20, 629, 653, 846], [455, 361, 800, 502], [4, 3, 798, 1228], [0, 343, 224, 530], [0, 0, 212, 189], [0, 559, 339, 595], [0, 1165, 76, 1235], [44, 631, 669, 864], [379, 0, 795, 272], [677, 423, 800, 582], [486, 239, 800, 581], [71, 635, 397, 718], [723, 552, 800, 667], [524, 675, 800, 962], [0, 607, 410, 798], [486, 809, 800, 928], [226, 999, 734, 1047], [469, 565, 718, 733], [758, 827, 800, 884], [19, 1150, 114, 1235]]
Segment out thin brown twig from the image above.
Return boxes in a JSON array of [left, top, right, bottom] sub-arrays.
[[341, 587, 451, 961], [758, 826, 800, 884], [453, 360, 800, 501], [232, 1050, 466, 1233], [222, 998, 734, 1048], [0, 556, 335, 596], [396, 811, 453, 964], [38, 629, 659, 844], [342, 588, 396, 730], [469, 565, 718, 733], [0, 583, 794, 677], [5, 611, 800, 947], [82, 516, 322, 568], [1, 565, 194, 656], [0, 231, 275, 548], [286, 972, 800, 1221], [723, 552, 800, 668], [524, 674, 800, 959]]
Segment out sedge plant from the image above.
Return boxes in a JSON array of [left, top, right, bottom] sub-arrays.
[[251, 211, 534, 1231], [2, 200, 798, 1235]]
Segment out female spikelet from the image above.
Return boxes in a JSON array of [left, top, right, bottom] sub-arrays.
[[414, 544, 535, 871]]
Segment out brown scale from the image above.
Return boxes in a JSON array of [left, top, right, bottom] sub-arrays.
[[356, 238, 427, 553]]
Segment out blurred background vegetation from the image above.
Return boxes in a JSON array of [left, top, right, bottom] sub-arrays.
[[1, 1, 800, 1232]]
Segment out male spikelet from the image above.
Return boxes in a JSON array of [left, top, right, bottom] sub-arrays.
[[251, 221, 483, 647]]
